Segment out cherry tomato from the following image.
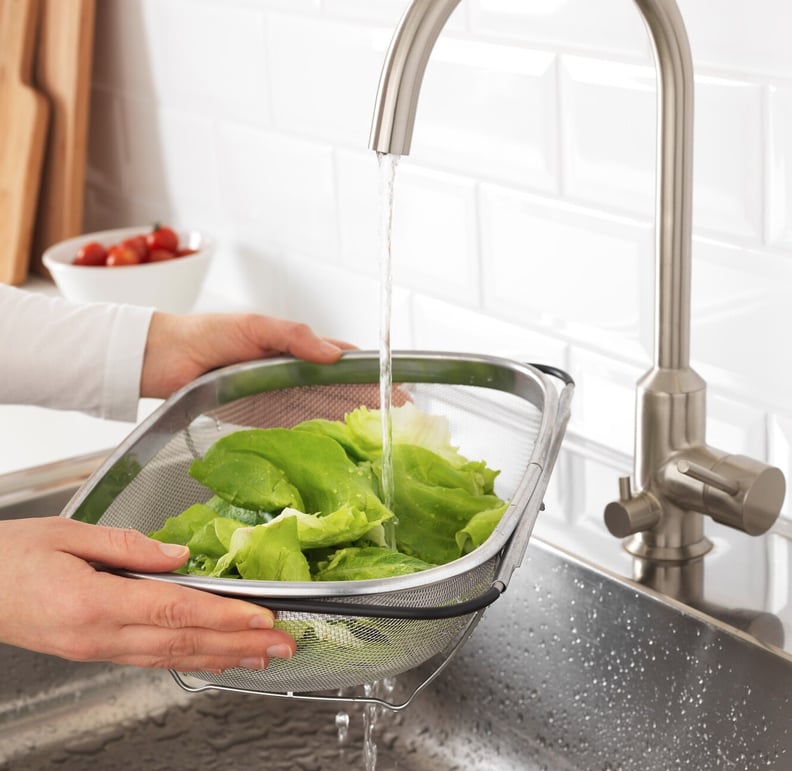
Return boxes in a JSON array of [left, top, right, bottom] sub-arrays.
[[106, 245, 141, 267], [175, 247, 197, 257], [146, 225, 179, 254], [73, 241, 107, 266], [148, 248, 176, 262], [121, 235, 149, 262]]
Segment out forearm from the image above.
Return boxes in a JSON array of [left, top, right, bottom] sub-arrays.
[[0, 285, 153, 421]]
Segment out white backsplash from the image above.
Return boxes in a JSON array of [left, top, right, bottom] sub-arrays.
[[77, 0, 792, 616]]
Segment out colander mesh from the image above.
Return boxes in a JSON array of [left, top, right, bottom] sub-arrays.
[[89, 376, 547, 693]]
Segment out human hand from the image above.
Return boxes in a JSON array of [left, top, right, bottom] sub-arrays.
[[0, 517, 296, 671], [140, 312, 355, 399]]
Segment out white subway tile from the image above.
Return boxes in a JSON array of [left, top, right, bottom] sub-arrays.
[[560, 58, 764, 240], [322, 0, 416, 24], [187, 238, 413, 348], [768, 84, 792, 248], [693, 75, 764, 240], [677, 0, 792, 77], [336, 151, 481, 306], [533, 451, 634, 574], [245, 0, 321, 12], [767, 533, 791, 619], [706, 395, 767, 461], [335, 150, 381, 275], [391, 166, 480, 305], [407, 39, 559, 193], [148, 0, 270, 125], [480, 184, 655, 362], [469, 0, 651, 59], [94, 0, 271, 125], [703, 520, 772, 611], [324, 0, 469, 30], [266, 14, 391, 147], [559, 56, 655, 218], [691, 239, 792, 412], [411, 295, 569, 366], [118, 97, 221, 222], [216, 124, 339, 261], [769, 415, 792, 521], [566, 347, 642, 457]]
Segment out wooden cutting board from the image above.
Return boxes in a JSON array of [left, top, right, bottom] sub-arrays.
[[0, 0, 50, 285], [31, 0, 96, 276]]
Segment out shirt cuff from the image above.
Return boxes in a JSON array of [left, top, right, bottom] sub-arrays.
[[100, 304, 155, 422]]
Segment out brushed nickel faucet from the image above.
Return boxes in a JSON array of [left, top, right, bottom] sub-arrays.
[[369, 0, 786, 594]]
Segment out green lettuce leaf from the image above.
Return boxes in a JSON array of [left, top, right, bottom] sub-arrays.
[[455, 505, 510, 555], [382, 445, 507, 565], [212, 515, 311, 581], [271, 505, 389, 550], [204, 495, 272, 525], [189, 428, 392, 525], [313, 546, 436, 581], [190, 449, 304, 512]]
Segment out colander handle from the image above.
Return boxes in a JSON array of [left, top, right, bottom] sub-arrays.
[[220, 584, 503, 620]]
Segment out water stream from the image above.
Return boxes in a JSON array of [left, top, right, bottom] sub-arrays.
[[331, 154, 402, 770], [378, 152, 400, 546]]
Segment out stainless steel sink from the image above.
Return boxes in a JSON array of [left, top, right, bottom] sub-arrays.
[[1, 461, 791, 770]]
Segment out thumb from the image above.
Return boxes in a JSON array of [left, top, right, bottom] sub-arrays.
[[57, 520, 190, 573]]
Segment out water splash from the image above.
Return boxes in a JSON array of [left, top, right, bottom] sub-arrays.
[[362, 679, 396, 771]]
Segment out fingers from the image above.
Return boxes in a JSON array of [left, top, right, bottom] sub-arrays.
[[96, 575, 296, 670], [259, 319, 347, 363], [55, 568, 296, 670], [123, 573, 276, 633], [106, 623, 296, 671], [49, 518, 191, 573]]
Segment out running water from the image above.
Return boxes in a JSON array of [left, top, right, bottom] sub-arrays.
[[377, 152, 399, 549], [334, 678, 397, 771], [363, 678, 396, 771], [330, 155, 400, 770]]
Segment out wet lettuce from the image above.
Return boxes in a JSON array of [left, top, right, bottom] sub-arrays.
[[149, 405, 508, 581]]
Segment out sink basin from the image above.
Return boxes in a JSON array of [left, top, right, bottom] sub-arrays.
[[1, 462, 791, 770]]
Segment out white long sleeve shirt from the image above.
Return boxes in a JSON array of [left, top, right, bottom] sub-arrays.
[[0, 284, 154, 422]]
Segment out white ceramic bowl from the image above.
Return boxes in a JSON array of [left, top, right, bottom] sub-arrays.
[[42, 226, 215, 313]]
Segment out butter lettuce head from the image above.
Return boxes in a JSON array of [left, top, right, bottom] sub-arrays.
[[149, 405, 509, 582]]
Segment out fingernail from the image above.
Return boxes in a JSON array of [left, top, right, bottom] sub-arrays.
[[239, 657, 266, 670], [266, 644, 294, 660], [249, 613, 274, 630], [158, 542, 189, 559], [319, 340, 342, 356]]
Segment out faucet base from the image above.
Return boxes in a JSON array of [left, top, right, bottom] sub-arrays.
[[622, 533, 713, 563]]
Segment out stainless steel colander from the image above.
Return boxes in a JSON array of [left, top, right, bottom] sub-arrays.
[[61, 351, 572, 709]]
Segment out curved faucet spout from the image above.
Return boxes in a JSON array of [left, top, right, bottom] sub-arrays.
[[369, 0, 785, 579], [369, 0, 461, 158], [369, 0, 694, 374]]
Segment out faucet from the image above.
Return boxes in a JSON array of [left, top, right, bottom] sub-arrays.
[[369, 0, 786, 593]]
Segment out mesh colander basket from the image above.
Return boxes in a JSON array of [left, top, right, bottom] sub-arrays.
[[62, 351, 572, 709]]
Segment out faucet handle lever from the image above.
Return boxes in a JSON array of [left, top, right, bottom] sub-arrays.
[[604, 476, 661, 538], [676, 459, 739, 496]]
